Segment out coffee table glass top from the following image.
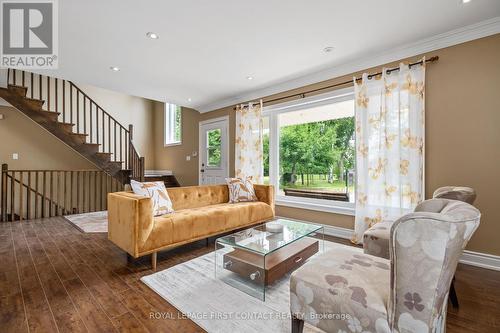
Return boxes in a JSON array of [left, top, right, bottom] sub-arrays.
[[216, 218, 322, 255]]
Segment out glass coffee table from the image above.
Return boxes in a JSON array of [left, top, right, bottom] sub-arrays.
[[215, 218, 324, 301]]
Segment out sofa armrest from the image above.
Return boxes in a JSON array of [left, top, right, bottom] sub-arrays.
[[254, 184, 275, 214], [107, 192, 154, 257]]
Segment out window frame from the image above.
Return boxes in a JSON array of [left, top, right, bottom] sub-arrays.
[[164, 103, 182, 146], [263, 86, 356, 216]]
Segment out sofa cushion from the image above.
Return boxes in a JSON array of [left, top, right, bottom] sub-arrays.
[[140, 201, 274, 251], [290, 247, 390, 333], [167, 185, 229, 210]]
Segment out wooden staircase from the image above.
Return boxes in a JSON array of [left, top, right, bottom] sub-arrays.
[[0, 69, 145, 184]]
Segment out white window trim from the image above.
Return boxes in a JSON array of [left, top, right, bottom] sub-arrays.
[[164, 103, 182, 146], [264, 86, 356, 216]]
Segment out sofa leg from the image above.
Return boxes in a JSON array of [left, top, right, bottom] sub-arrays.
[[291, 315, 304, 333], [151, 252, 157, 271]]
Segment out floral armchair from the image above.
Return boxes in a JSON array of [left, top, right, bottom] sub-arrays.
[[290, 199, 480, 333]]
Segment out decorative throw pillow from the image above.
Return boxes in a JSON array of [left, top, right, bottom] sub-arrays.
[[226, 177, 257, 203], [130, 180, 174, 216]]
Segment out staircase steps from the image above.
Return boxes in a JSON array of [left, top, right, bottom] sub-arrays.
[[2, 69, 145, 183]]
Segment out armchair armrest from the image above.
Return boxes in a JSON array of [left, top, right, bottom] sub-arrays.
[[107, 192, 154, 257], [254, 184, 275, 214]]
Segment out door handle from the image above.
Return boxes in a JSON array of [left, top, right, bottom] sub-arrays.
[[200, 169, 205, 173]]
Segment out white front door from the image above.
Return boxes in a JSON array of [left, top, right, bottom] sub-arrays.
[[199, 117, 229, 185]]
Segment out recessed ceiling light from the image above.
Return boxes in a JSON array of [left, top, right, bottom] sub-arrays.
[[187, 98, 192, 102], [146, 32, 159, 39], [246, 76, 254, 80], [110, 66, 120, 72], [323, 46, 334, 53], [461, 0, 471, 3]]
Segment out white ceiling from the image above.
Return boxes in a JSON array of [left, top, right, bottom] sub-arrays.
[[39, 0, 500, 112]]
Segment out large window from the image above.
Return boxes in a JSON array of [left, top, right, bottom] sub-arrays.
[[263, 88, 356, 213], [164, 103, 182, 146]]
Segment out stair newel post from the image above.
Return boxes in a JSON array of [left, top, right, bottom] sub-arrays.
[[139, 157, 145, 182], [128, 124, 133, 174], [1, 164, 7, 222]]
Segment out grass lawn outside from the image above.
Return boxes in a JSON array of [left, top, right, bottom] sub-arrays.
[[263, 175, 354, 193]]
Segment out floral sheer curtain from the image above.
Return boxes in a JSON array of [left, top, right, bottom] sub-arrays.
[[352, 60, 425, 244], [235, 101, 263, 183]]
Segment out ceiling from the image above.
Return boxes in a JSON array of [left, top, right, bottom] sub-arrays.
[[39, 0, 500, 112]]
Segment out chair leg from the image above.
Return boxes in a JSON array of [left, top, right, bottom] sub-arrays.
[[151, 252, 157, 271], [291, 315, 304, 333], [449, 278, 459, 308]]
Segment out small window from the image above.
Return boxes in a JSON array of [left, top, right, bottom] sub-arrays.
[[206, 128, 222, 167], [164, 103, 182, 146]]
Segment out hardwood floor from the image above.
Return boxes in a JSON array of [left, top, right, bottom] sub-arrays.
[[1, 217, 499, 333]]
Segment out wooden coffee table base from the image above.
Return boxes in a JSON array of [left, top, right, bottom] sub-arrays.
[[222, 237, 319, 285]]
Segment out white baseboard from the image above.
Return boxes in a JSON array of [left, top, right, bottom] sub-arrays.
[[277, 215, 500, 271], [460, 250, 500, 272]]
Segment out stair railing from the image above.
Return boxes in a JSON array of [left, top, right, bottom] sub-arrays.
[[6, 68, 145, 182], [1, 164, 123, 222]]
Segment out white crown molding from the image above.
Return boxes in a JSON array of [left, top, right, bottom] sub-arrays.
[[197, 16, 500, 113]]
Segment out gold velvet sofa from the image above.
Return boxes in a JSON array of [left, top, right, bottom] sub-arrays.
[[107, 184, 275, 269]]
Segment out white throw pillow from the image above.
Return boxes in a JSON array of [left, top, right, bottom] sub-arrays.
[[130, 180, 174, 216], [226, 177, 257, 203]]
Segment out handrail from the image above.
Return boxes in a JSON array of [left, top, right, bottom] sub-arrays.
[[67, 82, 129, 133]]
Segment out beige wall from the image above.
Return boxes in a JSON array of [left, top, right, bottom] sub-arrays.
[[78, 84, 156, 169], [200, 34, 500, 256], [152, 102, 200, 186], [0, 105, 96, 170]]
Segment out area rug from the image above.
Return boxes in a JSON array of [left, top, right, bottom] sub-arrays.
[[141, 241, 361, 333], [64, 211, 108, 233]]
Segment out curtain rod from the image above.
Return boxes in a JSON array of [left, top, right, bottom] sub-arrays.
[[233, 56, 439, 110]]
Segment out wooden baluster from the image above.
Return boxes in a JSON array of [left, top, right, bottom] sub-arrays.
[[96, 104, 100, 149], [62, 81, 66, 123], [1, 164, 6, 221], [35, 172, 39, 219], [108, 115, 111, 156], [76, 171, 80, 213], [39, 74, 42, 101], [119, 127, 123, 165], [27, 172, 31, 220], [90, 100, 93, 143], [55, 78, 58, 116], [94, 171, 97, 211], [83, 171, 86, 213], [70, 171, 74, 213], [49, 171, 53, 217], [13, 69, 16, 85], [19, 172, 23, 221], [63, 171, 67, 215], [30, 72, 34, 99], [70, 85, 73, 124], [7, 68, 10, 85], [56, 171, 60, 216], [47, 76, 51, 111], [88, 171, 91, 212], [10, 171, 15, 221], [42, 171, 46, 218], [102, 109, 105, 151], [84, 96, 87, 137], [77, 90, 80, 133], [22, 70, 25, 87]]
